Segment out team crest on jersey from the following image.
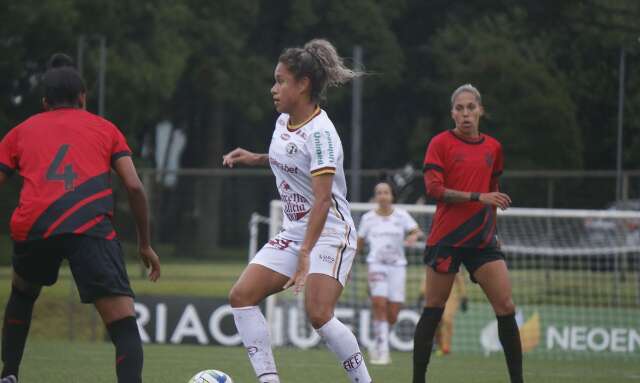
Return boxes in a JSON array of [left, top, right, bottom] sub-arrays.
[[281, 133, 290, 141], [285, 142, 298, 156], [485, 152, 494, 167]]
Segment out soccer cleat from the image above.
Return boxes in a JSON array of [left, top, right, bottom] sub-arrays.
[[0, 375, 17, 383], [368, 348, 379, 363], [369, 351, 391, 365]]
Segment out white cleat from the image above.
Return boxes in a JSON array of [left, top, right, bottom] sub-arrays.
[[0, 375, 17, 383], [369, 351, 391, 365]]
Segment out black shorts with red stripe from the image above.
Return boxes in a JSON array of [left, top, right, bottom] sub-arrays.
[[423, 245, 505, 283], [13, 234, 134, 303]]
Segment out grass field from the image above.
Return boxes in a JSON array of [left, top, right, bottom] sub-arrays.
[[18, 339, 640, 383], [1, 259, 638, 382]]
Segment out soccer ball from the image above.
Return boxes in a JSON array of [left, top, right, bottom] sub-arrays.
[[188, 369, 234, 383]]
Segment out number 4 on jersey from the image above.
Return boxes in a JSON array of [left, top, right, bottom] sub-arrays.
[[47, 144, 78, 191]]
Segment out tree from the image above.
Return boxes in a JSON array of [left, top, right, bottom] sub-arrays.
[[414, 11, 583, 170]]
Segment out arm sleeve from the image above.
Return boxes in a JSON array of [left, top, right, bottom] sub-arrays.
[[403, 211, 420, 234], [491, 143, 504, 191], [0, 130, 18, 176], [110, 125, 132, 166], [423, 138, 446, 200], [492, 143, 504, 178], [357, 215, 369, 239], [306, 127, 338, 177]]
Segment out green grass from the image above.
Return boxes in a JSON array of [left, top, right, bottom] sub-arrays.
[[0, 259, 637, 342], [18, 340, 640, 382]]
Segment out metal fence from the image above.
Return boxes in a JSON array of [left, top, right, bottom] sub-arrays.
[[135, 168, 640, 258], [0, 168, 638, 261]]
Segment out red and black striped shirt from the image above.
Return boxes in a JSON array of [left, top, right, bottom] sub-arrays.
[[0, 108, 131, 242], [423, 130, 503, 249]]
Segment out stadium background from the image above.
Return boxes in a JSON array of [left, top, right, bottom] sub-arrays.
[[1, 0, 640, 382]]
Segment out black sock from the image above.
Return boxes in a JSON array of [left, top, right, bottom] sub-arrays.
[[2, 287, 38, 378], [497, 313, 523, 383], [107, 316, 143, 383], [412, 307, 444, 383]]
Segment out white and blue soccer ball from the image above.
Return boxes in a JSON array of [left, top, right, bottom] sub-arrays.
[[188, 369, 234, 383]]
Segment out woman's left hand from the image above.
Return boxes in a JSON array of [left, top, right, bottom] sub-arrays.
[[405, 232, 420, 247], [283, 250, 310, 294]]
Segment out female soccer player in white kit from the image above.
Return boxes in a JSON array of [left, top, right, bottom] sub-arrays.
[[223, 39, 372, 383], [358, 181, 422, 365]]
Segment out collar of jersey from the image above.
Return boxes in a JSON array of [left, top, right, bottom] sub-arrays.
[[287, 106, 321, 132], [375, 208, 395, 217], [449, 129, 485, 145]]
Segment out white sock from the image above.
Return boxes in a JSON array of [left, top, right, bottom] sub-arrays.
[[317, 317, 372, 383], [373, 319, 390, 354], [232, 306, 280, 383]]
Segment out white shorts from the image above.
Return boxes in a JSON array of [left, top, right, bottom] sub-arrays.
[[368, 263, 407, 303], [251, 234, 356, 286]]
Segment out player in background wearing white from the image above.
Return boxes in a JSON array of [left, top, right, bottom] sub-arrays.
[[357, 181, 423, 365], [223, 39, 372, 383]]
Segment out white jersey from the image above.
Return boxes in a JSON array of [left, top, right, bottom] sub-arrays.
[[358, 208, 419, 266], [268, 109, 355, 244]]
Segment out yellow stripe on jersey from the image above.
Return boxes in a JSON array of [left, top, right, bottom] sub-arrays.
[[311, 167, 336, 177], [288, 106, 321, 131]]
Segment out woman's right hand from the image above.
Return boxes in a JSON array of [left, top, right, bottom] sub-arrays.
[[222, 147, 260, 168], [479, 192, 512, 210]]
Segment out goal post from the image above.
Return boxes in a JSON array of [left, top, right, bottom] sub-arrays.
[[253, 201, 640, 359]]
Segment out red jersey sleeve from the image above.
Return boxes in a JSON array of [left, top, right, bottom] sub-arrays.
[[423, 137, 446, 200], [490, 142, 503, 191], [0, 129, 18, 176], [492, 142, 503, 178], [110, 124, 132, 165]]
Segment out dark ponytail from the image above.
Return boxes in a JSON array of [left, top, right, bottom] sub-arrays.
[[42, 53, 86, 108]]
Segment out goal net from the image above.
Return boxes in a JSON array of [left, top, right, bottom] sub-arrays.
[[253, 201, 640, 359]]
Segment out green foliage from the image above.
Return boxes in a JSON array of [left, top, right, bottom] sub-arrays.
[[0, 1, 639, 245], [2, 0, 638, 170], [422, 11, 583, 169]]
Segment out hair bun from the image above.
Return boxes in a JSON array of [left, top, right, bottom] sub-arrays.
[[47, 53, 75, 69]]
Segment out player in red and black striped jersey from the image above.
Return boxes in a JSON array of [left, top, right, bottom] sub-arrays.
[[413, 85, 523, 383], [0, 54, 160, 383]]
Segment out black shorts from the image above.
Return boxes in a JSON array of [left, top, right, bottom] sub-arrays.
[[13, 234, 134, 303], [423, 245, 505, 283]]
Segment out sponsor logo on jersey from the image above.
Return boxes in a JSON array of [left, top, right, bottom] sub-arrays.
[[313, 132, 324, 165], [285, 142, 298, 156], [269, 158, 298, 174], [342, 352, 363, 371], [295, 130, 307, 140], [281, 133, 290, 140], [324, 131, 335, 163]]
